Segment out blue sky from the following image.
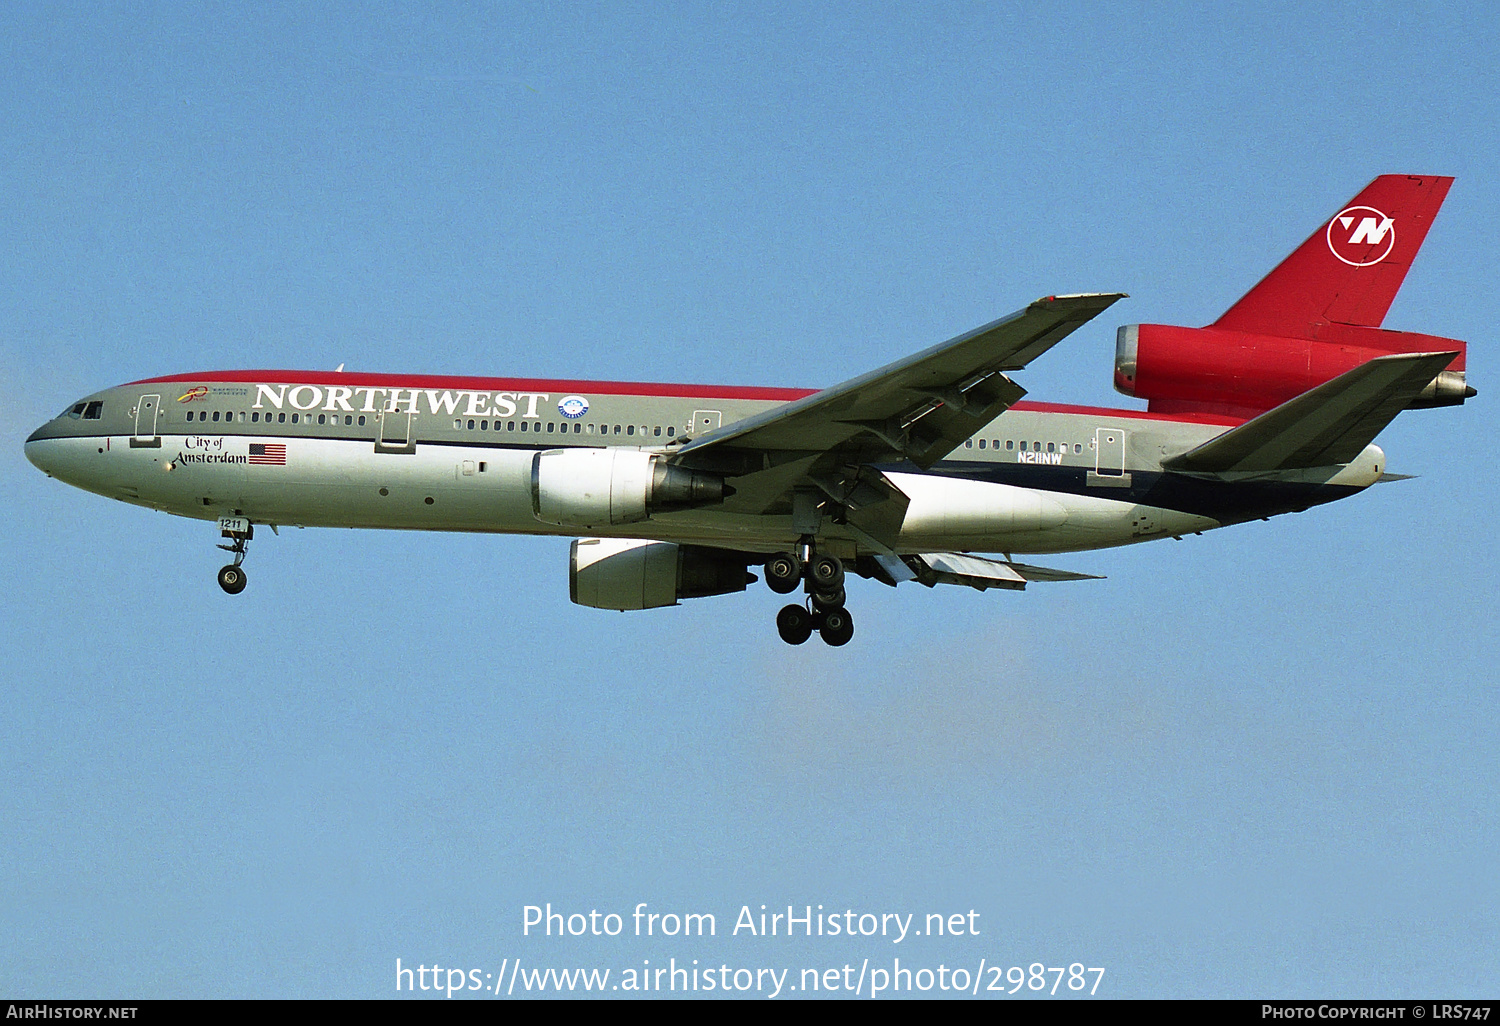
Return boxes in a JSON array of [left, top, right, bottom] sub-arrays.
[[3, 1, 1496, 998]]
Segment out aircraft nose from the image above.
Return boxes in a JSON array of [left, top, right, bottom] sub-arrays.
[[25, 425, 58, 476]]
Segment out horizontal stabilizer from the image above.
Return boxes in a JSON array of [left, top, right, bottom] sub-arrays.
[[877, 552, 1103, 592], [1163, 351, 1457, 474]]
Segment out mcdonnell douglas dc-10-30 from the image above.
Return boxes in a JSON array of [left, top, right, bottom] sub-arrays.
[[26, 175, 1473, 646]]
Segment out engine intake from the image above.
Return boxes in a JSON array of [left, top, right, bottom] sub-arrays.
[[570, 538, 755, 610], [532, 448, 731, 529]]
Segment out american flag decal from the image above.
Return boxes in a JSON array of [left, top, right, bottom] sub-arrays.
[[248, 443, 286, 466]]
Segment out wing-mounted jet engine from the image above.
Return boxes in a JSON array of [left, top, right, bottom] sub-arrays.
[[570, 538, 755, 610]]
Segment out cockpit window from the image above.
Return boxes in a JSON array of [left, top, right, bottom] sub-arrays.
[[83, 401, 103, 420], [65, 403, 85, 419]]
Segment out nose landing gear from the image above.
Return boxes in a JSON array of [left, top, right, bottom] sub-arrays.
[[216, 520, 253, 595], [767, 548, 855, 647], [217, 563, 247, 595]]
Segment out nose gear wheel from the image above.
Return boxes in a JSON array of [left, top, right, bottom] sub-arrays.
[[215, 521, 253, 595]]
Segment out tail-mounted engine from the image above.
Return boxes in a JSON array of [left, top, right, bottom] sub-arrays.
[[1115, 323, 1471, 418], [531, 448, 731, 529], [570, 538, 755, 610]]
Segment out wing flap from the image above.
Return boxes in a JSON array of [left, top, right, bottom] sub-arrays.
[[1162, 351, 1458, 474], [879, 552, 1104, 592]]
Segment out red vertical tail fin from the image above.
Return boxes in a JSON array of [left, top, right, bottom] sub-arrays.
[[1211, 174, 1453, 339]]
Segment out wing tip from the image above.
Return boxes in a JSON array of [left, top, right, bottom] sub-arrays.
[[1037, 292, 1129, 303]]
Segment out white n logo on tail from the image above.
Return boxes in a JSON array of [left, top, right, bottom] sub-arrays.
[[1346, 216, 1393, 245], [1327, 205, 1396, 266]]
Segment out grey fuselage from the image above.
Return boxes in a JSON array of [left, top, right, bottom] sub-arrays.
[[25, 371, 1383, 561]]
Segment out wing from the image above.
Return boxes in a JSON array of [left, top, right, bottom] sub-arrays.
[[1162, 351, 1457, 475], [673, 293, 1126, 477]]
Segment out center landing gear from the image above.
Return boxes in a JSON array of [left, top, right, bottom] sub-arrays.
[[768, 548, 855, 647], [216, 521, 252, 595]]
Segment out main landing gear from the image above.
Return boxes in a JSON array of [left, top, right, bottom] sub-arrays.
[[768, 548, 855, 647], [216, 522, 252, 595]]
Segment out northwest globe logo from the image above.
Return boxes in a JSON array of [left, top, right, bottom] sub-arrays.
[[558, 395, 590, 419], [1327, 206, 1396, 267]]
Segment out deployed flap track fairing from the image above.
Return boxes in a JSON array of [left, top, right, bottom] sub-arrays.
[[23, 176, 1470, 648]]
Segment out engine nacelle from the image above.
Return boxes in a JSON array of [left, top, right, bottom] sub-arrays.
[[570, 538, 755, 610], [1115, 323, 1470, 418], [531, 448, 730, 529]]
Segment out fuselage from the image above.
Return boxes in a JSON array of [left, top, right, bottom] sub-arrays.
[[24, 370, 1385, 559]]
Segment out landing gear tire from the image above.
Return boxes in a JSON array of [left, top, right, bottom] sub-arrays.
[[776, 604, 815, 645], [809, 554, 845, 592], [217, 564, 248, 595], [811, 586, 846, 611], [765, 553, 802, 594], [818, 606, 854, 647]]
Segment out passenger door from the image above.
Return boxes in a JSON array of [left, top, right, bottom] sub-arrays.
[[1087, 426, 1131, 487], [131, 394, 161, 448], [690, 409, 722, 437]]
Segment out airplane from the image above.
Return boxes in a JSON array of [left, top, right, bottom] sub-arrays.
[[25, 174, 1473, 647]]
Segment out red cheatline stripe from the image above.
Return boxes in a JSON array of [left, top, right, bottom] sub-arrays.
[[129, 369, 814, 402]]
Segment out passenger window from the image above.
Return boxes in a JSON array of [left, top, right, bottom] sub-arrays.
[[345, 415, 353, 425], [478, 462, 487, 472], [520, 422, 528, 432], [212, 411, 220, 422], [507, 421, 514, 431], [292, 414, 299, 424], [627, 425, 635, 436], [278, 413, 286, 423], [239, 411, 246, 422], [978, 439, 986, 449], [654, 426, 661, 437], [1019, 440, 1026, 451], [318, 414, 326, 425], [614, 425, 621, 435], [586, 424, 595, 434], [1005, 440, 1014, 450], [573, 423, 581, 433], [359, 416, 366, 426], [547, 423, 554, 432], [467, 419, 475, 429], [1033, 440, 1041, 451], [481, 420, 488, 430], [666, 426, 674, 437], [251, 412, 259, 422], [1047, 442, 1055, 453], [965, 439, 972, 448], [1074, 443, 1082, 454], [454, 419, 462, 429]]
